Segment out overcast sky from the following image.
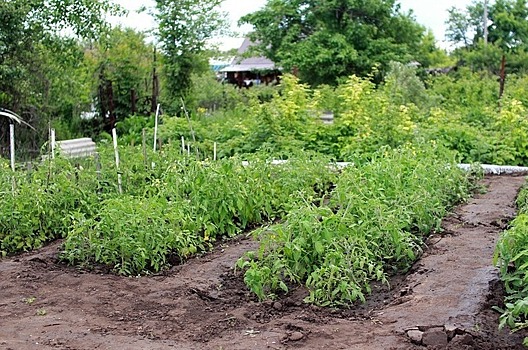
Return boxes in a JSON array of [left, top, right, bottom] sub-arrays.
[[111, 0, 475, 49]]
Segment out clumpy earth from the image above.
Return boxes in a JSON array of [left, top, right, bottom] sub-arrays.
[[1, 175, 527, 350]]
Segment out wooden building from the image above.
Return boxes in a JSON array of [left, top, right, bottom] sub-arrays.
[[220, 38, 281, 88]]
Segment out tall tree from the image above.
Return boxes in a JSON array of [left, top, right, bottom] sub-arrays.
[[445, 0, 528, 73], [445, 2, 486, 48], [0, 0, 121, 157], [85, 27, 156, 131], [241, 0, 425, 86], [489, 0, 528, 50], [153, 0, 227, 113]]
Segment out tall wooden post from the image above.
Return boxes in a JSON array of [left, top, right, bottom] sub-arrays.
[[142, 128, 147, 167], [9, 122, 15, 171], [499, 55, 507, 100]]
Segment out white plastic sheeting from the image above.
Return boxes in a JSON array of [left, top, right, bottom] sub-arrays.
[[241, 160, 528, 175], [458, 164, 528, 175], [56, 138, 96, 158]]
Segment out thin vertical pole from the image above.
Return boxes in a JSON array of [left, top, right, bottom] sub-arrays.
[[151, 48, 159, 114], [112, 128, 123, 194], [180, 98, 197, 144], [499, 55, 507, 101], [152, 104, 160, 169], [181, 136, 185, 154], [95, 153, 101, 181], [153, 103, 160, 153], [142, 128, 147, 166], [50, 128, 56, 159], [26, 162, 33, 183], [214, 142, 217, 161], [9, 123, 15, 171]]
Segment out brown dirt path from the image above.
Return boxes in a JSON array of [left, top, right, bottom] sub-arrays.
[[0, 175, 527, 350]]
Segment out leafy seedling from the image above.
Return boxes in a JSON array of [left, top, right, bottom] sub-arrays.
[[23, 297, 36, 305], [36, 309, 47, 316]]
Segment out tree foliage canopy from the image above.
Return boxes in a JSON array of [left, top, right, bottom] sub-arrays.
[[85, 27, 155, 131], [445, 0, 528, 73], [0, 0, 121, 156], [446, 0, 528, 51], [153, 0, 227, 112], [241, 0, 426, 85], [0, 0, 122, 111]]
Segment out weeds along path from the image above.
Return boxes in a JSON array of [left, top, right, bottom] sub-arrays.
[[0, 175, 527, 350]]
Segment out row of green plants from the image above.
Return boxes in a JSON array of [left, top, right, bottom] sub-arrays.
[[62, 149, 338, 275], [495, 184, 528, 345], [0, 157, 100, 255], [0, 145, 337, 275], [2, 135, 481, 306], [236, 143, 477, 305]]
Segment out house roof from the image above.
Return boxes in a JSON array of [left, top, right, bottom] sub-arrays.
[[220, 38, 277, 73]]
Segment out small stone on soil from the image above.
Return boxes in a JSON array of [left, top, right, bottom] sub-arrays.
[[422, 327, 448, 347], [444, 324, 458, 339], [289, 331, 304, 341], [273, 302, 283, 311], [407, 330, 423, 344], [450, 334, 474, 347]]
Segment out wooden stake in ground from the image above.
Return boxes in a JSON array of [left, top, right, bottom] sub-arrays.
[[112, 128, 123, 194], [180, 97, 199, 158], [153, 103, 160, 153], [9, 123, 15, 172], [50, 128, 56, 159], [95, 153, 101, 181], [214, 142, 217, 161], [152, 104, 160, 169], [26, 162, 33, 183], [142, 128, 147, 167], [151, 48, 159, 114], [499, 54, 507, 101]]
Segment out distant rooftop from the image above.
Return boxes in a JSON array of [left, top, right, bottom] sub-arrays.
[[220, 38, 277, 72]]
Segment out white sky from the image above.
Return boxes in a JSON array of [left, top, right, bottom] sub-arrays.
[[111, 0, 474, 49]]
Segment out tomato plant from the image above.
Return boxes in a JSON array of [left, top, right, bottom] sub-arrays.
[[237, 143, 475, 305], [495, 184, 528, 341]]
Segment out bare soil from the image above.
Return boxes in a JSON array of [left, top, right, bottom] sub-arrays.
[[1, 175, 527, 350]]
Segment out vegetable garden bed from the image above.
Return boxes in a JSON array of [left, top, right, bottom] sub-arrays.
[[0, 174, 526, 349]]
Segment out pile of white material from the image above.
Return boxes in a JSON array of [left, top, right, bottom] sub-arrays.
[[458, 164, 528, 175], [56, 138, 96, 158]]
